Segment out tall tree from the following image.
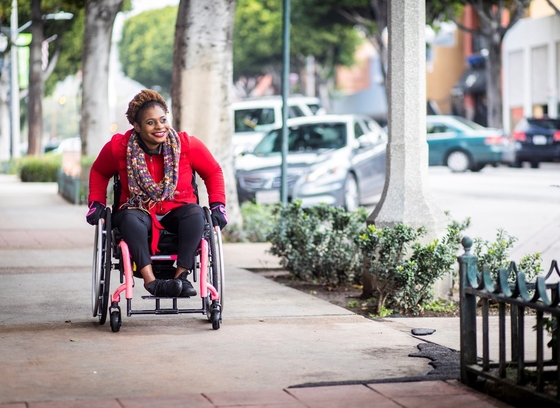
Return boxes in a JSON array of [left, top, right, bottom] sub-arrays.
[[26, 0, 83, 155], [80, 0, 123, 156], [171, 0, 241, 225], [0, 0, 84, 157], [233, 0, 361, 96], [27, 0, 44, 155], [431, 0, 531, 129], [118, 6, 176, 96]]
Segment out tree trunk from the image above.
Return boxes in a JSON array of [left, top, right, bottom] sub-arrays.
[[485, 35, 502, 129], [172, 0, 241, 226], [27, 0, 44, 156], [80, 0, 123, 157]]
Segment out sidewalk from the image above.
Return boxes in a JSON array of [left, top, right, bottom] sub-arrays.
[[0, 174, 509, 407]]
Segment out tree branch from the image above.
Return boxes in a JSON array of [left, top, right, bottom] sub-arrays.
[[42, 37, 61, 82], [443, 3, 480, 36], [503, 0, 531, 33], [546, 0, 560, 17]]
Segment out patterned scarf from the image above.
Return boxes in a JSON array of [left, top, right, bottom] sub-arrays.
[[125, 128, 181, 210]]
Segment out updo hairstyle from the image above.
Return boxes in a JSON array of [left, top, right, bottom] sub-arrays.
[[125, 89, 169, 126]]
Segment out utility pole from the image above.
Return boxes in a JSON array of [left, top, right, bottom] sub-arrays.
[[10, 0, 20, 158], [280, 0, 290, 204]]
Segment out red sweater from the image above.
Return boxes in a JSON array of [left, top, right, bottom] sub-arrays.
[[88, 129, 226, 210]]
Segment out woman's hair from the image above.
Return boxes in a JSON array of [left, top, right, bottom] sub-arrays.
[[125, 89, 169, 125]]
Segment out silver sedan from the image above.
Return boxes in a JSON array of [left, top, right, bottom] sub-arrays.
[[235, 114, 387, 211]]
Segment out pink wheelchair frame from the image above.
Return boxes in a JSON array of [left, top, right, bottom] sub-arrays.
[[92, 205, 224, 332]]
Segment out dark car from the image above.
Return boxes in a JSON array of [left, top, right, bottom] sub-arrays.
[[511, 117, 560, 168], [235, 114, 387, 211]]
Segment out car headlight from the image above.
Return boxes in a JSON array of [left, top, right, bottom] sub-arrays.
[[305, 164, 341, 183]]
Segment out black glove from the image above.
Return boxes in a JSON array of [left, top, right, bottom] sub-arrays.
[[86, 201, 105, 226], [210, 202, 228, 230]]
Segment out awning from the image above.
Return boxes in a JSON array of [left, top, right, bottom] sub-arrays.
[[452, 68, 486, 95]]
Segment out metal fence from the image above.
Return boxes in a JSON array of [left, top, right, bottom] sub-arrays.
[[459, 236, 560, 405], [57, 170, 88, 205]]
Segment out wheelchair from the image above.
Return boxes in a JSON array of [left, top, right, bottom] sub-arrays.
[[91, 177, 225, 333]]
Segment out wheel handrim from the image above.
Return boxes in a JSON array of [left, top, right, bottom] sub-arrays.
[[91, 221, 103, 316], [215, 227, 225, 314]]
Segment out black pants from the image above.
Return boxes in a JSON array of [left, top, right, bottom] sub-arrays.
[[113, 204, 205, 271]]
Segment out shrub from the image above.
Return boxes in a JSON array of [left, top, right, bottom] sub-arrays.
[[356, 217, 470, 315], [473, 229, 542, 281], [19, 156, 62, 182], [221, 202, 279, 243], [267, 201, 367, 286]]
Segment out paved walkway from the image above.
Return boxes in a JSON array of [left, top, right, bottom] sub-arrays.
[[0, 174, 510, 407]]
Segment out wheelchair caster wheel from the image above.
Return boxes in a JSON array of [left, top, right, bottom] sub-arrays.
[[211, 309, 221, 330], [110, 311, 121, 332]]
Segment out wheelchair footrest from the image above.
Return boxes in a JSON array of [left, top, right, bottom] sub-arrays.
[[141, 295, 180, 300]]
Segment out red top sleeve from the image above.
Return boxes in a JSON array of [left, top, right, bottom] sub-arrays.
[[88, 140, 118, 206], [187, 135, 226, 206]]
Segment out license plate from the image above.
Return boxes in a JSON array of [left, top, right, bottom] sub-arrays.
[[256, 190, 280, 204], [533, 135, 547, 145]]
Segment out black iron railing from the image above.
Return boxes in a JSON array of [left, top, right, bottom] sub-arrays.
[[459, 236, 560, 405]]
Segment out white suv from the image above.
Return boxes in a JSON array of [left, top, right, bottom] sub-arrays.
[[232, 95, 323, 155]]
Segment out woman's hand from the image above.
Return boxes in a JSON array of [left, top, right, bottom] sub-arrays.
[[210, 203, 228, 230], [86, 201, 105, 225]]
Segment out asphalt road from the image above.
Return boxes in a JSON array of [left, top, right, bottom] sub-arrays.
[[367, 163, 560, 273]]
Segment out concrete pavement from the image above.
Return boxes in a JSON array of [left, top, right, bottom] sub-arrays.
[[0, 173, 515, 407]]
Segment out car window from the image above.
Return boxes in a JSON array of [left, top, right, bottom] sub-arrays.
[[307, 104, 321, 114], [448, 116, 486, 130], [363, 119, 386, 144], [289, 106, 305, 118], [354, 122, 365, 138], [526, 119, 560, 129], [427, 123, 452, 134], [234, 108, 275, 132], [253, 123, 347, 155]]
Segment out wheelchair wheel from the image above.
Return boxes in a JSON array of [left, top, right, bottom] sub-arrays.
[[110, 310, 121, 332], [211, 307, 221, 330], [91, 208, 112, 325], [203, 207, 224, 322]]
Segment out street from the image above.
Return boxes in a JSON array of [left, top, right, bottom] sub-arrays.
[[366, 163, 560, 274]]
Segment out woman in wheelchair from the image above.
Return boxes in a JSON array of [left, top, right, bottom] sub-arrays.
[[86, 89, 228, 298]]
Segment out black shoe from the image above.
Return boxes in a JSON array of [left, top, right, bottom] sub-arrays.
[[147, 278, 182, 297], [178, 272, 197, 297]]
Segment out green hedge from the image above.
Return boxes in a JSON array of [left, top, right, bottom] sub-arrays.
[[19, 156, 62, 182]]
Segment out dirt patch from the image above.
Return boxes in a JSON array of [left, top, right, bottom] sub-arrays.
[[251, 269, 461, 318]]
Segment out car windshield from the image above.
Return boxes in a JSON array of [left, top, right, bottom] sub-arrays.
[[234, 108, 275, 132], [448, 116, 487, 130], [253, 122, 347, 155], [527, 119, 560, 129]]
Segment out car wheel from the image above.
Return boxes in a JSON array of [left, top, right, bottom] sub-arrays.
[[471, 163, 485, 172], [343, 174, 359, 212], [510, 159, 522, 168], [530, 161, 540, 169], [446, 150, 471, 173]]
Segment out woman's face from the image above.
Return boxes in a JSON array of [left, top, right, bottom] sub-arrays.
[[133, 105, 170, 150]]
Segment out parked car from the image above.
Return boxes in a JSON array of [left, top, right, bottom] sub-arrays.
[[235, 114, 387, 211], [426, 115, 514, 172], [511, 117, 560, 168], [232, 95, 323, 156], [47, 136, 81, 154]]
